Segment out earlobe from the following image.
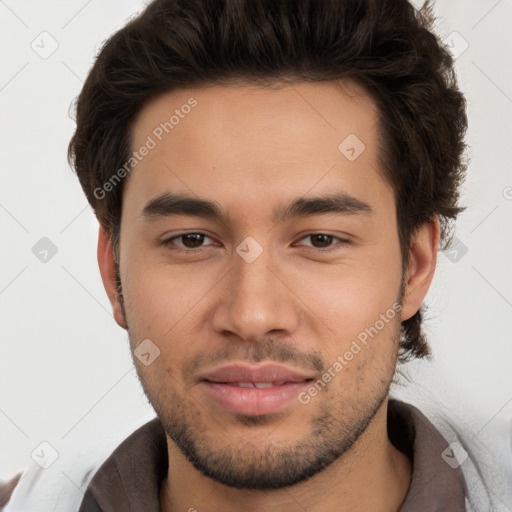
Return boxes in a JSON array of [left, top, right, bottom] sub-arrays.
[[400, 217, 440, 322], [97, 225, 128, 329]]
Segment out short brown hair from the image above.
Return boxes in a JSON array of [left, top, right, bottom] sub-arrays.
[[68, 0, 469, 362]]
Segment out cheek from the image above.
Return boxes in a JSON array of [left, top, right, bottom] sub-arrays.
[[122, 266, 193, 388], [294, 256, 402, 376], [120, 255, 218, 353], [299, 257, 401, 330]]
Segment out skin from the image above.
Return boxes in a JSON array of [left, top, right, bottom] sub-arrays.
[[98, 80, 439, 512]]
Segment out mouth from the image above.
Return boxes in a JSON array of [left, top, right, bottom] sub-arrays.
[[197, 362, 316, 416], [211, 381, 312, 388]]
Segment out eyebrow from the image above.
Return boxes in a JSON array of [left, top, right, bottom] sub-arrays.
[[141, 191, 373, 225]]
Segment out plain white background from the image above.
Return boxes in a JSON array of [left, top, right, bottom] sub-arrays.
[[0, 0, 511, 500]]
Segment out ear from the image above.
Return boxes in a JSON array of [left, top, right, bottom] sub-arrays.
[[401, 217, 440, 321], [97, 224, 128, 329]]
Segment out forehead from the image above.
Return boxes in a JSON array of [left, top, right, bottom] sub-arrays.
[[125, 80, 390, 219]]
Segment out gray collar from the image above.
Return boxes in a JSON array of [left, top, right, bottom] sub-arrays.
[[387, 400, 467, 511]]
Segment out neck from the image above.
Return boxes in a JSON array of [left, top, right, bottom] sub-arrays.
[[160, 400, 411, 512]]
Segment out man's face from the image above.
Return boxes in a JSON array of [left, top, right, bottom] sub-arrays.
[[115, 81, 405, 489]]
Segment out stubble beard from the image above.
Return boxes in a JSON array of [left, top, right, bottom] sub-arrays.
[[115, 264, 400, 490]]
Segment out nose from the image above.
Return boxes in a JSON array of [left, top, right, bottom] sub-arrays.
[[211, 242, 300, 343]]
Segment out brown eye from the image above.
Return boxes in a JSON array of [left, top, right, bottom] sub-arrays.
[[162, 233, 215, 250], [296, 234, 350, 251], [179, 233, 207, 248], [308, 234, 335, 248]]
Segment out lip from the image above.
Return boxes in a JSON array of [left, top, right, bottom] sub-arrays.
[[197, 362, 316, 416], [197, 362, 317, 384]]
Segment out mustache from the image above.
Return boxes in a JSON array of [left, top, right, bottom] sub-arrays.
[[182, 338, 326, 379]]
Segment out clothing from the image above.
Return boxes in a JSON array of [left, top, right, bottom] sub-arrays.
[[79, 399, 469, 511], [2, 399, 471, 511], [0, 475, 21, 510]]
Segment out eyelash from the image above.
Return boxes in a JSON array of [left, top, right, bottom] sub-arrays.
[[160, 232, 351, 253]]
